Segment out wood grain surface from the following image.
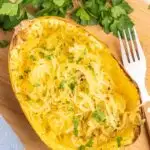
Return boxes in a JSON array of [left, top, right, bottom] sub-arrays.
[[0, 0, 150, 149]]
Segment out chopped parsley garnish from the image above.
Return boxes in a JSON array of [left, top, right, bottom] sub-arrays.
[[45, 55, 52, 60], [85, 137, 93, 147], [33, 83, 40, 87], [88, 64, 94, 71], [19, 75, 23, 79], [116, 136, 123, 147], [68, 106, 73, 111], [24, 69, 31, 74], [76, 57, 83, 64], [78, 137, 93, 150], [39, 52, 45, 57], [59, 80, 65, 89], [92, 109, 106, 122], [69, 82, 76, 92], [73, 116, 79, 137], [68, 55, 74, 62], [30, 55, 36, 61], [78, 145, 85, 150], [0, 40, 9, 48]]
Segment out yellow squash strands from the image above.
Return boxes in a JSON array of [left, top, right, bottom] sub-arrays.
[[9, 17, 141, 150]]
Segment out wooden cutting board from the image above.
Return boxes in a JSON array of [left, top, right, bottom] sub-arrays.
[[0, 0, 150, 149]]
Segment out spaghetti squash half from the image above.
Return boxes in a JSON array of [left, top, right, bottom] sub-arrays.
[[9, 17, 141, 150]]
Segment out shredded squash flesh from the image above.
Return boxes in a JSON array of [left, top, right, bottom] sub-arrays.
[[9, 17, 141, 150]]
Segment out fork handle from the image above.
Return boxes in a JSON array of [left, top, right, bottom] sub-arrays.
[[138, 83, 150, 139], [138, 82, 150, 103], [138, 82, 150, 137], [142, 102, 150, 137]]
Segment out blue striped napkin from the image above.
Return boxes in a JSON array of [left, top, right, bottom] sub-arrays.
[[0, 116, 24, 150]]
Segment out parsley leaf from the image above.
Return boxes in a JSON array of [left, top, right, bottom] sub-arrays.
[[0, 3, 18, 16], [72, 7, 98, 25], [0, 40, 9, 48], [85, 137, 93, 147], [85, 0, 99, 16], [45, 55, 52, 60], [76, 8, 90, 21], [119, 1, 133, 14], [110, 15, 134, 38], [101, 16, 113, 33], [0, 0, 134, 39], [92, 109, 106, 122], [73, 116, 79, 137], [116, 136, 123, 147], [117, 15, 134, 30], [112, 0, 122, 6], [22, 0, 42, 8], [110, 19, 119, 36], [53, 0, 65, 7], [71, 0, 134, 39], [111, 5, 126, 18]]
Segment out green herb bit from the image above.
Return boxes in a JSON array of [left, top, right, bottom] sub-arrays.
[[19, 75, 23, 79], [53, 0, 65, 7], [45, 55, 52, 60], [0, 40, 9, 48], [73, 116, 79, 137], [78, 145, 85, 150], [30, 55, 36, 61], [88, 64, 93, 70], [78, 138, 93, 150], [68, 107, 73, 111], [39, 52, 45, 57], [59, 80, 65, 89], [148, 5, 150, 9], [68, 55, 74, 62], [24, 69, 31, 74], [92, 110, 106, 122], [76, 8, 90, 21], [69, 82, 76, 92], [33, 83, 40, 87], [86, 137, 93, 147], [116, 136, 123, 147], [0, 3, 18, 16], [76, 57, 83, 64]]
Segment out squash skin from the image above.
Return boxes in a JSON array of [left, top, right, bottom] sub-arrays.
[[8, 16, 141, 149]]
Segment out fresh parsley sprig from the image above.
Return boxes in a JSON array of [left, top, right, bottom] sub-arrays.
[[72, 0, 134, 37], [0, 0, 134, 39], [0, 0, 73, 30]]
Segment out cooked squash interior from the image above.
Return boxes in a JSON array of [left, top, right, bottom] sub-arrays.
[[9, 17, 141, 150]]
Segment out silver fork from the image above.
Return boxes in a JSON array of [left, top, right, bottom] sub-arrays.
[[118, 27, 150, 136]]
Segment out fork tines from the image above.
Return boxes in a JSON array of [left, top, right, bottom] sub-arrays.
[[118, 27, 145, 65]]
